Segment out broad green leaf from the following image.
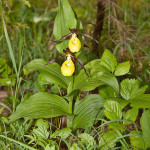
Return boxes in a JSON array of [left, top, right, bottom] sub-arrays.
[[130, 94, 150, 109], [53, 2, 70, 54], [23, 59, 72, 88], [84, 59, 101, 70], [73, 95, 104, 129], [108, 122, 125, 132], [104, 98, 129, 110], [9, 92, 70, 122], [101, 50, 117, 73], [120, 79, 139, 100], [104, 100, 122, 120], [78, 133, 95, 148], [124, 108, 139, 125], [53, 0, 77, 54], [99, 85, 116, 99], [51, 128, 72, 139], [33, 119, 49, 140], [114, 61, 130, 76], [87, 60, 119, 94], [0, 78, 11, 86], [72, 59, 102, 91], [73, 70, 101, 91], [99, 130, 119, 149], [130, 85, 148, 99], [60, 0, 77, 28], [129, 131, 145, 150], [140, 111, 150, 148], [73, 59, 119, 93]]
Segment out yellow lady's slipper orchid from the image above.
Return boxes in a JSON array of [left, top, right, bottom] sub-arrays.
[[68, 33, 81, 53], [61, 55, 75, 76]]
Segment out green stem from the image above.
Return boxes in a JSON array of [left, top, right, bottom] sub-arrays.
[[69, 100, 72, 114], [67, 76, 74, 128]]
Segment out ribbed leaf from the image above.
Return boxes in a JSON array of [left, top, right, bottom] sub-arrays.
[[89, 60, 119, 94], [72, 59, 102, 91], [9, 92, 70, 122], [140, 111, 150, 148], [53, 0, 77, 54], [60, 0, 77, 28], [124, 108, 139, 125], [33, 119, 49, 140], [104, 100, 122, 120], [23, 59, 72, 88], [78, 133, 95, 148], [99, 85, 116, 99], [101, 50, 117, 73], [129, 131, 145, 150], [115, 61, 130, 76], [73, 70, 102, 91], [73, 95, 104, 129], [99, 130, 119, 149], [120, 79, 139, 100], [130, 94, 150, 109], [51, 128, 72, 139], [73, 59, 119, 93]]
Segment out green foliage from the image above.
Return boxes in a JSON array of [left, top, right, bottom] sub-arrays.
[[104, 100, 122, 120], [78, 133, 95, 149], [0, 58, 16, 86], [101, 50, 117, 73], [33, 119, 49, 140], [86, 59, 119, 94], [140, 110, 150, 148], [124, 108, 139, 125], [99, 130, 119, 149], [51, 128, 72, 139], [129, 131, 145, 150], [1, 0, 150, 149], [9, 92, 70, 122], [114, 61, 130, 76], [73, 94, 104, 129], [108, 122, 125, 132], [53, 0, 77, 54], [70, 144, 81, 150], [99, 85, 116, 99], [23, 59, 72, 88], [130, 94, 150, 109], [120, 79, 140, 100]]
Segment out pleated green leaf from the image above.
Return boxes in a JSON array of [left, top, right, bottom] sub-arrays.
[[115, 61, 130, 76], [104, 100, 122, 120], [73, 94, 104, 129], [124, 108, 139, 125], [120, 79, 139, 100], [140, 110, 150, 148], [9, 92, 70, 122], [60, 0, 77, 28], [101, 50, 117, 73], [23, 59, 72, 88], [130, 94, 150, 109], [73, 59, 119, 94], [73, 69, 102, 91], [53, 0, 77, 54]]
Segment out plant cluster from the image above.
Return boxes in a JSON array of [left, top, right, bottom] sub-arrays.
[[0, 0, 150, 150]]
